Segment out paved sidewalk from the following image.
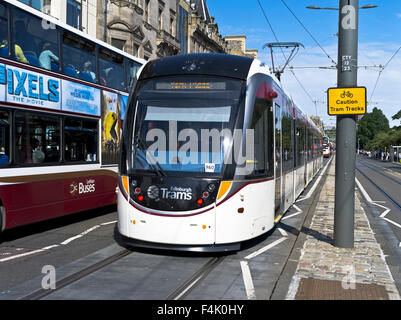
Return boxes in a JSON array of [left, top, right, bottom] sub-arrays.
[[286, 158, 400, 300]]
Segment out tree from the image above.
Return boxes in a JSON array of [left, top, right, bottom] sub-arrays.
[[357, 107, 389, 149], [392, 110, 401, 120]]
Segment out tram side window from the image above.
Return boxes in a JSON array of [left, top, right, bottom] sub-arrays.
[[99, 48, 125, 91], [12, 8, 59, 68], [247, 97, 272, 176], [0, 3, 8, 59], [14, 111, 60, 164], [295, 119, 305, 167], [282, 109, 293, 172], [0, 110, 10, 166], [62, 32, 96, 83], [64, 118, 98, 162]]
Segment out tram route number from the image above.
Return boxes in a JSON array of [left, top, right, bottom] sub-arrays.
[[327, 87, 367, 115]]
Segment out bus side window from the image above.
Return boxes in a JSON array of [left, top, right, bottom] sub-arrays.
[[12, 8, 59, 68], [14, 111, 60, 165], [0, 109, 10, 166], [99, 48, 125, 91], [64, 118, 98, 162], [62, 32, 96, 82], [0, 3, 8, 59], [126, 60, 141, 90]]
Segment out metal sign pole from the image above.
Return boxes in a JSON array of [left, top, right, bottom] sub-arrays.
[[334, 0, 359, 248]]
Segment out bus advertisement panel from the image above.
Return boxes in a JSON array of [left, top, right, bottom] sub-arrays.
[[101, 91, 120, 165]]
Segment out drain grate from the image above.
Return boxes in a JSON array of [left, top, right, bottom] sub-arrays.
[[295, 278, 389, 300]]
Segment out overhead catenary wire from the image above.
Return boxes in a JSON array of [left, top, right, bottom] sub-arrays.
[[279, 0, 337, 66], [369, 45, 401, 105], [256, 0, 319, 115]]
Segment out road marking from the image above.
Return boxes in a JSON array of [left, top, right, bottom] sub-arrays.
[[0, 221, 117, 263], [0, 247, 49, 263], [278, 228, 288, 237], [282, 205, 303, 221], [356, 177, 401, 232], [297, 157, 333, 203], [60, 225, 101, 245], [100, 221, 117, 226], [240, 260, 256, 300], [244, 237, 287, 260]]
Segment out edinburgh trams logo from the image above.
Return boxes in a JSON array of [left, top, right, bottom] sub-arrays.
[[160, 186, 193, 201]]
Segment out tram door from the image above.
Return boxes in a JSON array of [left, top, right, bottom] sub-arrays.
[[274, 104, 282, 216]]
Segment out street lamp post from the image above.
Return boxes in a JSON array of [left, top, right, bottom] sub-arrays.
[[333, 0, 360, 248], [307, 1, 377, 248]]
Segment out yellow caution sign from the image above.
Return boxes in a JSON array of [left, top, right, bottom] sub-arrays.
[[327, 87, 367, 115]]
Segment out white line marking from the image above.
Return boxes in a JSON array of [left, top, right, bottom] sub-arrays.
[[382, 218, 401, 230], [379, 209, 391, 219], [100, 221, 117, 226], [244, 237, 287, 260], [297, 157, 333, 202], [1, 221, 116, 264], [240, 260, 256, 300], [278, 228, 288, 237], [355, 178, 373, 203], [60, 225, 100, 245], [356, 178, 401, 234], [281, 212, 301, 221], [0, 248, 47, 263]]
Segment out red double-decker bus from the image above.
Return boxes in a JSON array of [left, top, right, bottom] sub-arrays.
[[0, 0, 144, 231]]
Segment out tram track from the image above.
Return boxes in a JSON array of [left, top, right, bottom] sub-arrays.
[[166, 256, 225, 300], [20, 249, 133, 300], [20, 246, 224, 300], [357, 158, 401, 187], [356, 164, 401, 212]]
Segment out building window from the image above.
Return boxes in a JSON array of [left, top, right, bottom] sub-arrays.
[[144, 0, 150, 23], [67, 0, 82, 30], [178, 6, 188, 54], [133, 43, 140, 57], [111, 38, 126, 51], [158, 7, 163, 31], [170, 15, 175, 36], [18, 0, 42, 11]]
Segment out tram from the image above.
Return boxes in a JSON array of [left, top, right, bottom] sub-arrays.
[[118, 53, 323, 252]]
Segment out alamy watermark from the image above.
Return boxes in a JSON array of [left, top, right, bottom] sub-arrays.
[[41, 6, 56, 30], [41, 265, 56, 290], [341, 265, 356, 290], [141, 121, 256, 175]]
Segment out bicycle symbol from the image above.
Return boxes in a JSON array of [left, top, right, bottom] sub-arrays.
[[340, 91, 354, 98]]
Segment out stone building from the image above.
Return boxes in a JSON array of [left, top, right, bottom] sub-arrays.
[[17, 0, 98, 37], [225, 35, 258, 59], [18, 0, 228, 60], [96, 0, 227, 60]]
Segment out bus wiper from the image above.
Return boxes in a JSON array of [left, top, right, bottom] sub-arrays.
[[134, 137, 167, 177]]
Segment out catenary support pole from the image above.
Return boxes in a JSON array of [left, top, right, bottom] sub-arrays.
[[334, 0, 359, 248]]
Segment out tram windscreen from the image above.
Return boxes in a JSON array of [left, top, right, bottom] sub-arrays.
[[130, 76, 244, 176]]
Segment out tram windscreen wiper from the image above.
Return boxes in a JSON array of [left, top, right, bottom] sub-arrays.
[[134, 137, 167, 177]]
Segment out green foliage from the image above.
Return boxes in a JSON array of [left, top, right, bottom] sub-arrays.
[[392, 110, 401, 120], [357, 107, 389, 149]]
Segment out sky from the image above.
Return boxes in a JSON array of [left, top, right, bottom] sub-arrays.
[[207, 0, 401, 128]]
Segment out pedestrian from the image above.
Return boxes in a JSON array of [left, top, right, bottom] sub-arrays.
[[0, 146, 8, 164]]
